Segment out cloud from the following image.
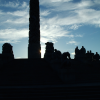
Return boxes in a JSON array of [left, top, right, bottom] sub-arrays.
[[0, 0, 100, 45], [51, 0, 73, 2], [40, 10, 51, 16], [0, 40, 20, 44], [39, 0, 100, 45], [71, 52, 75, 55], [66, 40, 79, 45], [40, 0, 94, 11], [0, 29, 28, 43], [4, 16, 29, 25], [40, 0, 100, 27], [40, 0, 73, 7], [0, 1, 19, 8], [69, 24, 82, 30], [40, 22, 71, 43], [93, 0, 100, 4], [0, 4, 29, 29], [41, 45, 45, 48], [0, 1, 28, 9], [19, 2, 28, 8], [75, 34, 83, 37], [0, 1, 29, 44], [41, 47, 45, 58], [7, 9, 29, 17], [15, 57, 21, 59], [74, 9, 100, 26]]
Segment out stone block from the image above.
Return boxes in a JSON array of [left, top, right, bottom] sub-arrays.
[[28, 43, 41, 58]]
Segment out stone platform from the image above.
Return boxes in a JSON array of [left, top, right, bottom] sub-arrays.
[[0, 83, 100, 99], [0, 58, 63, 86], [0, 58, 100, 99]]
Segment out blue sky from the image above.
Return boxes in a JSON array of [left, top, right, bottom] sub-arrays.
[[0, 0, 100, 59]]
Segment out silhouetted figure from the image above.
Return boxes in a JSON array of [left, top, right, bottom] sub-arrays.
[[93, 52, 100, 61], [28, 0, 41, 58], [45, 42, 54, 53], [2, 43, 14, 60], [44, 42, 54, 61], [62, 52, 71, 60], [55, 49, 61, 57], [80, 46, 86, 54], [90, 50, 92, 53], [61, 52, 71, 68], [75, 46, 86, 61], [75, 46, 80, 55], [86, 50, 94, 62], [52, 49, 61, 60], [2, 43, 13, 54], [87, 51, 89, 53]]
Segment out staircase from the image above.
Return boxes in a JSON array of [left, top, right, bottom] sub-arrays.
[[0, 58, 100, 99], [0, 84, 100, 99], [0, 58, 63, 86]]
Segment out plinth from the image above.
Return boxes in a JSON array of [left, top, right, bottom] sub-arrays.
[[28, 43, 41, 59]]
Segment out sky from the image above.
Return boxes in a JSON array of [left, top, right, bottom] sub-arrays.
[[0, 0, 100, 59]]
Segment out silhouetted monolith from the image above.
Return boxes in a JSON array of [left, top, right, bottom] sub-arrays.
[[28, 0, 41, 59]]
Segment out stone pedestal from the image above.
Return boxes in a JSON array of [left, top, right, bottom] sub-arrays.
[[74, 54, 86, 62], [28, 43, 41, 59]]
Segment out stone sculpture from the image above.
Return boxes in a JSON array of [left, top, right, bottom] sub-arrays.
[[61, 60, 71, 69], [29, 0, 40, 44], [85, 50, 94, 62], [75, 46, 80, 55], [2, 43, 13, 54], [44, 42, 54, 61], [52, 49, 62, 60], [2, 43, 14, 60], [45, 42, 54, 53], [75, 46, 86, 61], [61, 52, 71, 68], [62, 52, 71, 60], [75, 46, 86, 56], [28, 0, 41, 58], [90, 50, 92, 53], [93, 52, 100, 61], [80, 46, 86, 54]]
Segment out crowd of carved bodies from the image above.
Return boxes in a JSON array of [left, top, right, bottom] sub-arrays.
[[0, 42, 100, 63], [0, 43, 14, 61], [44, 42, 100, 63]]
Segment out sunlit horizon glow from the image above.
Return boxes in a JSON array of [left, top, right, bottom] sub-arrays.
[[0, 0, 100, 59]]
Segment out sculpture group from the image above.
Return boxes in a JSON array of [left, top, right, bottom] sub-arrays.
[[0, 43, 14, 66], [44, 42, 100, 65], [0, 42, 100, 64], [0, 0, 100, 67]]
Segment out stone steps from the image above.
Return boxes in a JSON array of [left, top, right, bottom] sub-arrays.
[[0, 59, 63, 86], [0, 85, 100, 99]]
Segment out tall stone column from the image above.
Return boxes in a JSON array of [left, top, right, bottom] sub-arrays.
[[28, 0, 41, 59]]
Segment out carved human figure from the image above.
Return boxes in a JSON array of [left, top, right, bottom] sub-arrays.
[[29, 0, 40, 44], [90, 50, 92, 53], [52, 49, 61, 60], [55, 49, 61, 56], [80, 46, 86, 54], [44, 42, 54, 61], [87, 51, 89, 53], [2, 43, 13, 54], [2, 43, 14, 60], [45, 42, 54, 53], [62, 52, 71, 60], [75, 46, 80, 55], [61, 52, 71, 68], [93, 52, 100, 61]]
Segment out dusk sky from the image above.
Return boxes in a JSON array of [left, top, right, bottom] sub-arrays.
[[0, 0, 100, 59]]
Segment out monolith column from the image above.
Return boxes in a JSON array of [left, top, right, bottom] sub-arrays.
[[28, 0, 41, 59]]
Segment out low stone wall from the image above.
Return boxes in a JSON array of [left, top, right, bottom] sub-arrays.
[[50, 60, 100, 84]]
